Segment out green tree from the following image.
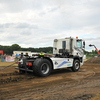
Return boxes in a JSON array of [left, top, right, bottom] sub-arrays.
[[11, 44, 21, 51]]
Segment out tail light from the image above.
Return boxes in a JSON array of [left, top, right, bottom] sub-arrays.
[[26, 63, 32, 66]]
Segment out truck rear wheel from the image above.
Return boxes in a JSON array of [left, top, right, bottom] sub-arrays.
[[71, 60, 80, 72], [33, 58, 52, 77]]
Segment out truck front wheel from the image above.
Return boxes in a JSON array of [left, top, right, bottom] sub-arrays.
[[71, 60, 80, 72], [33, 59, 52, 77]]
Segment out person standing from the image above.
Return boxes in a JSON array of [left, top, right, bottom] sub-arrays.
[[12, 53, 15, 58], [15, 53, 19, 61], [4, 54, 6, 61], [1, 54, 4, 59], [40, 51, 44, 56], [1, 54, 4, 62]]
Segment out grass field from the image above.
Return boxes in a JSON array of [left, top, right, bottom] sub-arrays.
[[0, 59, 18, 67]]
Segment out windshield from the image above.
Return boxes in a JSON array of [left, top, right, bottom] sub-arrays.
[[77, 40, 82, 48]]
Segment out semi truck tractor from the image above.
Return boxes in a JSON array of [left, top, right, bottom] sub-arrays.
[[15, 37, 85, 77]]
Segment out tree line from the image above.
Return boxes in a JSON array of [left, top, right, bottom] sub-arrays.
[[0, 44, 53, 55], [83, 49, 100, 58], [0, 44, 100, 56]]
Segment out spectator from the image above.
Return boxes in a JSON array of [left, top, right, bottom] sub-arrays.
[[4, 54, 6, 60], [12, 53, 15, 58], [1, 54, 4, 59], [16, 53, 19, 58], [1, 54, 4, 62], [15, 53, 19, 61]]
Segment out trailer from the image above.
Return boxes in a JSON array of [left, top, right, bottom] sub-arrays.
[[15, 37, 85, 77]]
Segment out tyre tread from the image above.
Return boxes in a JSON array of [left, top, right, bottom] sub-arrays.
[[33, 58, 52, 77]]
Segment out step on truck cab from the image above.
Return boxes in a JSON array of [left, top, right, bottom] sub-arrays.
[[15, 37, 85, 77]]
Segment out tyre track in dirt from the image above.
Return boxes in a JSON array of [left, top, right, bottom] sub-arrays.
[[0, 71, 36, 85], [0, 63, 100, 100], [0, 64, 96, 85]]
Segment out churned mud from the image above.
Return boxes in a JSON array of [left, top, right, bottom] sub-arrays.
[[0, 58, 100, 100]]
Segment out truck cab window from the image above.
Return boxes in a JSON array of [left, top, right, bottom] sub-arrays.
[[77, 40, 82, 48], [62, 41, 66, 49]]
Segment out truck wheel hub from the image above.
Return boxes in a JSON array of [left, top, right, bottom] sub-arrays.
[[75, 62, 79, 70], [41, 63, 49, 74]]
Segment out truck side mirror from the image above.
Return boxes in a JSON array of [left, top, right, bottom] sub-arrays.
[[53, 47, 57, 50], [83, 41, 85, 48]]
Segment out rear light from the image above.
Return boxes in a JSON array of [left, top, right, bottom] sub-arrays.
[[26, 63, 32, 66]]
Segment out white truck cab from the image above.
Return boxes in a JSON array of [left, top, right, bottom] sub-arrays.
[[53, 37, 85, 57]]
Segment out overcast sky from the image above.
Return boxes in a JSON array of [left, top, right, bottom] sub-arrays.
[[0, 0, 100, 51]]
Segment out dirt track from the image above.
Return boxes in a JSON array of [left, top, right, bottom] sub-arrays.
[[0, 59, 100, 100]]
